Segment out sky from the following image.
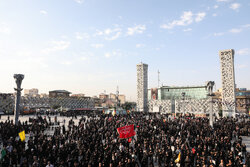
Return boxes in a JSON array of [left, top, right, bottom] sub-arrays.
[[0, 0, 250, 101]]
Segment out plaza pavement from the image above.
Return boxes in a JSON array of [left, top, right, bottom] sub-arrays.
[[241, 136, 250, 153]]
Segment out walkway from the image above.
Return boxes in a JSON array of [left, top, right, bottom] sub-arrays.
[[241, 136, 250, 153]]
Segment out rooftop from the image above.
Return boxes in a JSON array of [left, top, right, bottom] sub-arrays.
[[49, 90, 71, 94]]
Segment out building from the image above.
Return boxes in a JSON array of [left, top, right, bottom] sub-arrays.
[[137, 63, 148, 112], [147, 84, 216, 114], [214, 88, 250, 113], [110, 93, 126, 104], [102, 99, 116, 108], [148, 86, 209, 101], [110, 93, 116, 100], [99, 93, 108, 100], [118, 95, 126, 104], [219, 49, 236, 117], [1, 91, 95, 112], [0, 93, 14, 113], [236, 88, 250, 113], [40, 93, 49, 98], [92, 96, 102, 107], [137, 63, 220, 115], [24, 88, 39, 97], [71, 94, 85, 98], [49, 90, 71, 98], [137, 49, 239, 118]]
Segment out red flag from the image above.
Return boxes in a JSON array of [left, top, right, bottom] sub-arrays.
[[192, 148, 196, 154], [117, 124, 136, 139]]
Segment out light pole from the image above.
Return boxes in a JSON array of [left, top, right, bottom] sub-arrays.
[[14, 74, 24, 125], [181, 92, 185, 116], [206, 81, 215, 128]]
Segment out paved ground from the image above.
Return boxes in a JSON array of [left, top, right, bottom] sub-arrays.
[[241, 136, 250, 153]]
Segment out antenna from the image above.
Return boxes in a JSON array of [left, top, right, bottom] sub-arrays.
[[158, 70, 160, 88]]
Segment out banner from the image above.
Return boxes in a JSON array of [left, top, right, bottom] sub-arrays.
[[117, 124, 136, 139], [19, 130, 25, 142]]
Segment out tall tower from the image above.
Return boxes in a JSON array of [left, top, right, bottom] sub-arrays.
[[219, 49, 236, 117], [137, 63, 148, 112]]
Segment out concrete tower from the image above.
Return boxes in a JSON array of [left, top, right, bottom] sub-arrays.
[[219, 49, 236, 117], [137, 63, 148, 112]]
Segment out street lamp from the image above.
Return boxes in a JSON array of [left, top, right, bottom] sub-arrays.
[[206, 81, 215, 128], [13, 74, 24, 125], [181, 92, 186, 116]]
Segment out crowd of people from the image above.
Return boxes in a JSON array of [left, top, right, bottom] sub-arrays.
[[0, 111, 249, 167]]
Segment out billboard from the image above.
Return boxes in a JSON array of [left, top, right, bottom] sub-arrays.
[[151, 88, 158, 100]]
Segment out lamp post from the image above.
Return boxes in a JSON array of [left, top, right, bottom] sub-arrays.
[[181, 92, 186, 116], [14, 74, 24, 125], [206, 81, 215, 128]]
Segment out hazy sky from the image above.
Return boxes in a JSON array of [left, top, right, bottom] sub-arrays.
[[0, 0, 250, 101]]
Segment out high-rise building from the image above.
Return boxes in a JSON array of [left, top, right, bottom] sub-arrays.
[[219, 49, 236, 117], [137, 63, 148, 112]]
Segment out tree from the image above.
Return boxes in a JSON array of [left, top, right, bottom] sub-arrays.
[[121, 102, 136, 111], [52, 104, 60, 110]]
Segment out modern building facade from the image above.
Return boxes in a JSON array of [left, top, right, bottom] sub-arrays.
[[148, 85, 209, 101], [219, 49, 236, 117], [1, 90, 95, 113], [137, 63, 148, 112], [136, 49, 241, 117], [137, 69, 219, 115], [147, 84, 218, 114]]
